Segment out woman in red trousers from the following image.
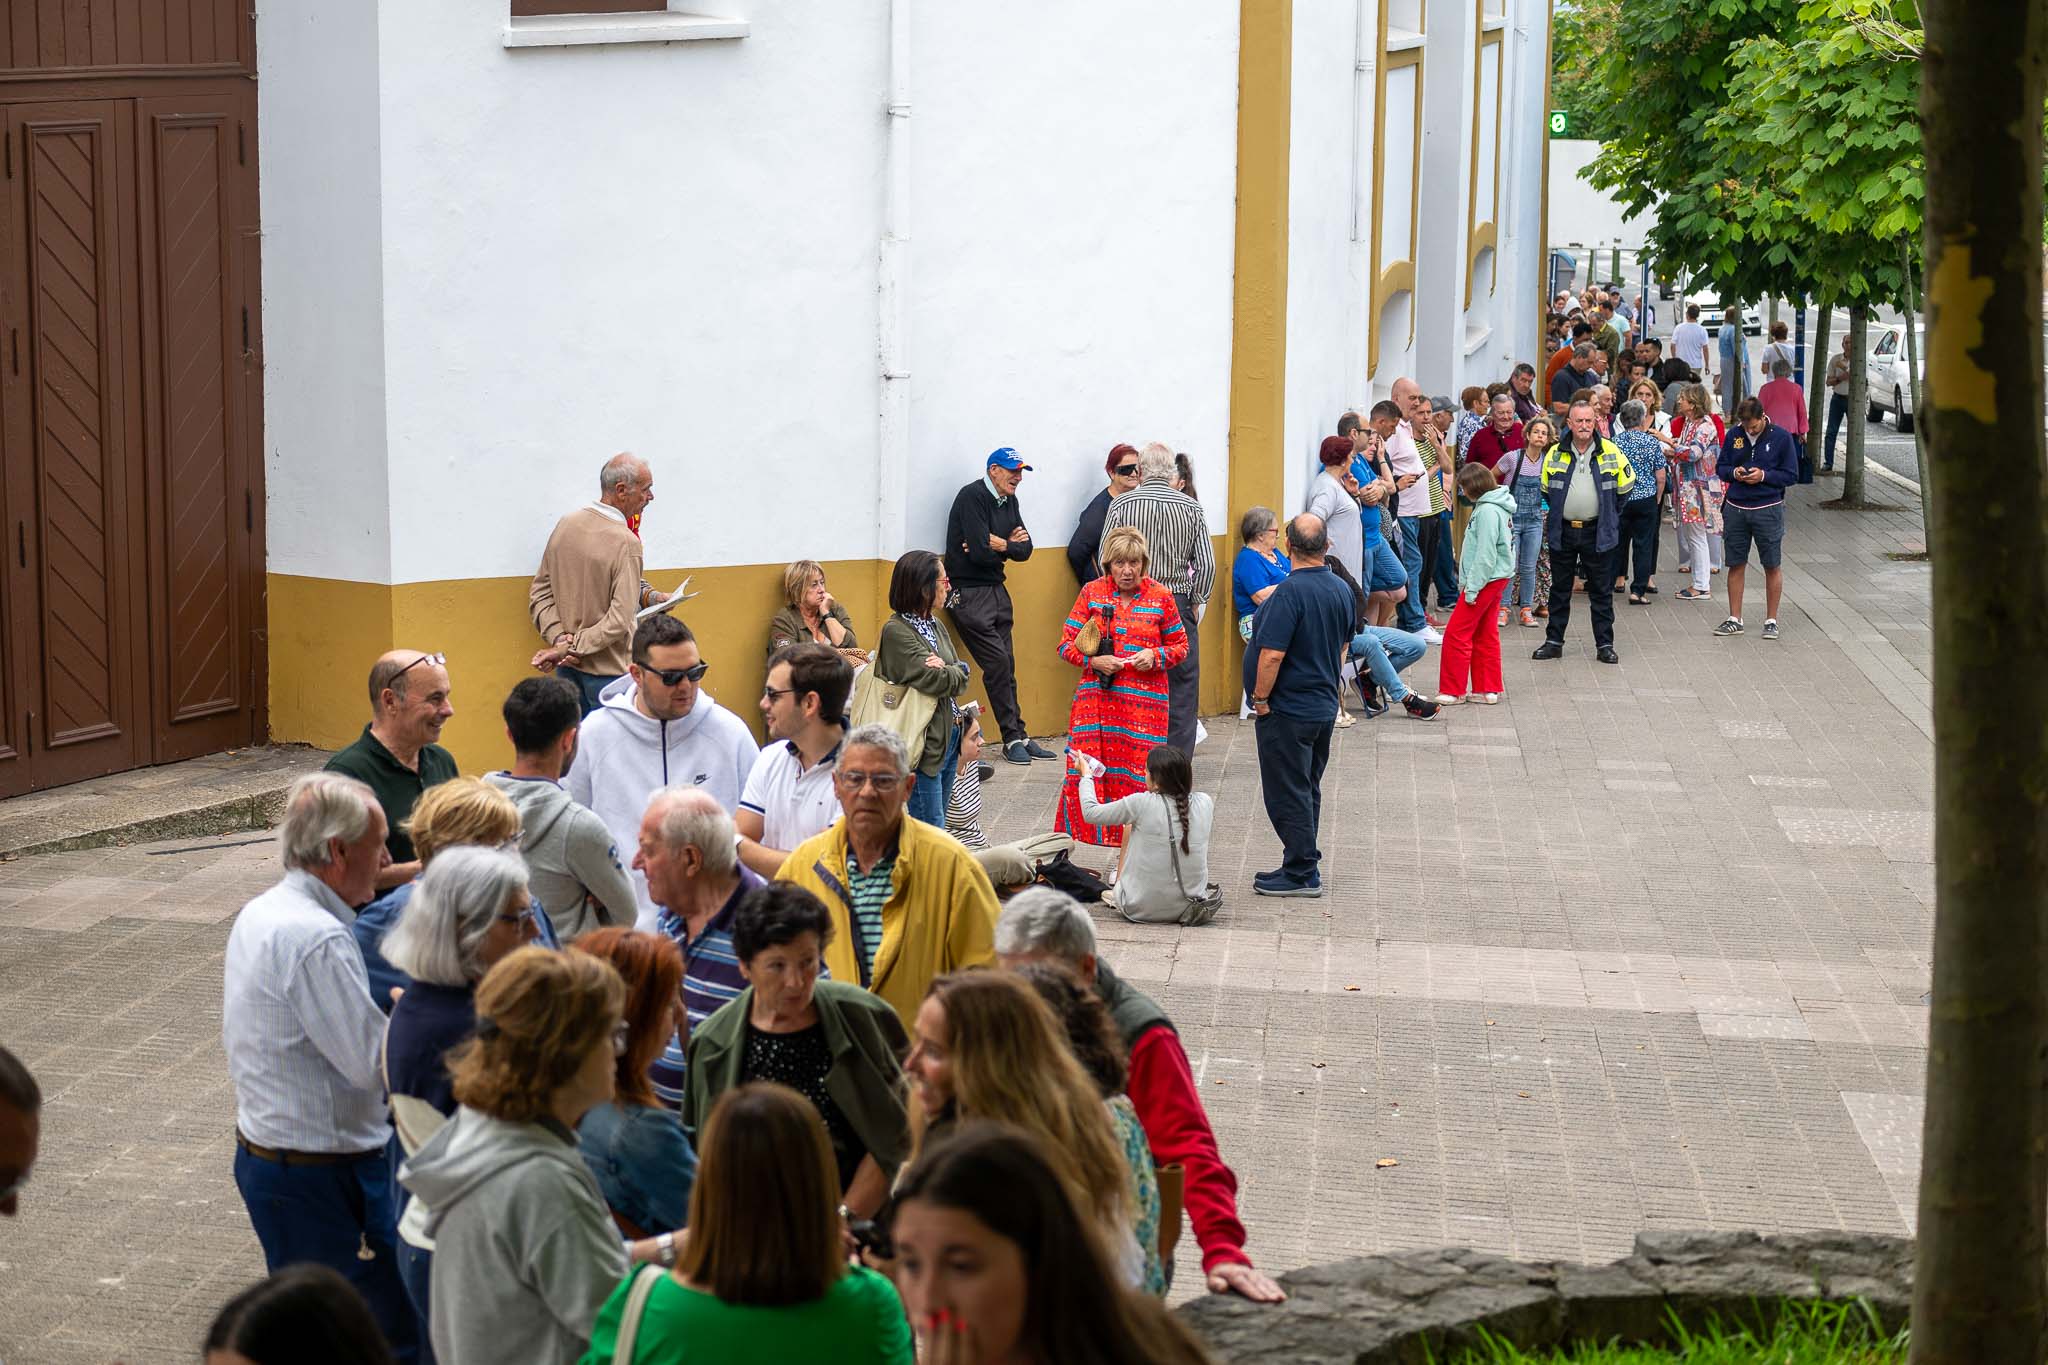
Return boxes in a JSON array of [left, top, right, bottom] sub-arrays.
[[1435, 464, 1516, 704]]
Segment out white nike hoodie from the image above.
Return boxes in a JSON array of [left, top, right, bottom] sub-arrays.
[[566, 676, 760, 929]]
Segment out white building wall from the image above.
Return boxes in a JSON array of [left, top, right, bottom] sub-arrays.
[[257, 0, 391, 584], [1283, 0, 1372, 518], [368, 0, 889, 585], [1549, 137, 1657, 255], [909, 4, 1240, 556]]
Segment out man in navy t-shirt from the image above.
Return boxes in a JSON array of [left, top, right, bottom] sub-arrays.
[[1244, 514, 1355, 898]]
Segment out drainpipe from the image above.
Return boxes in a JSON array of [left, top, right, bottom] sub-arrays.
[[876, 0, 911, 567]]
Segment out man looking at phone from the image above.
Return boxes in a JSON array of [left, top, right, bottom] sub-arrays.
[[1339, 408, 1407, 625], [1713, 396, 1800, 642]]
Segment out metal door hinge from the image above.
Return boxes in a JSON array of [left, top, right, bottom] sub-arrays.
[[237, 121, 246, 166]]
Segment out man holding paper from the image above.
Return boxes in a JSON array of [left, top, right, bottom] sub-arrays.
[[529, 451, 670, 715]]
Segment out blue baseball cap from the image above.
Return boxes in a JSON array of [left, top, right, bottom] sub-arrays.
[[986, 447, 1033, 472]]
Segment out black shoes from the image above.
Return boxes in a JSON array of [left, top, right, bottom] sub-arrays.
[[1004, 741, 1033, 765], [1023, 740, 1059, 761], [975, 762, 995, 783], [1402, 693, 1440, 720], [1531, 642, 1564, 661], [1597, 646, 1620, 665]]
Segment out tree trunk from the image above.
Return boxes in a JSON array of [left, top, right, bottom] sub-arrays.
[[1807, 301, 1833, 471], [1900, 240, 1934, 546], [1842, 304, 1870, 505], [1908, 0, 2048, 1362]]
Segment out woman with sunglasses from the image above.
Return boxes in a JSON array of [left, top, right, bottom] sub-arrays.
[[401, 947, 677, 1364], [1066, 444, 1143, 586], [380, 844, 543, 1358]]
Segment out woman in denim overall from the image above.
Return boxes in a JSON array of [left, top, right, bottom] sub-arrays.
[[1495, 413, 1555, 628]]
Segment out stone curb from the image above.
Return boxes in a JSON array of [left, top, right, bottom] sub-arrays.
[[0, 789, 293, 860], [1176, 1231, 1913, 1363]]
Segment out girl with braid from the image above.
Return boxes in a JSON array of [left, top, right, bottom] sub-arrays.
[[1070, 745, 1213, 924]]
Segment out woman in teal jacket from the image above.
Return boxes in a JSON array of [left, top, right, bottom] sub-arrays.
[[1435, 463, 1517, 705]]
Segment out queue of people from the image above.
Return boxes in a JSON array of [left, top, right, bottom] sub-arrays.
[[188, 334, 1805, 1358]]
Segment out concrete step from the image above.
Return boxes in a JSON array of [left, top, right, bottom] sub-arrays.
[[0, 745, 332, 859]]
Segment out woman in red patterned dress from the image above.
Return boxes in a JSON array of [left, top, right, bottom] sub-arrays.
[[1054, 527, 1188, 850]]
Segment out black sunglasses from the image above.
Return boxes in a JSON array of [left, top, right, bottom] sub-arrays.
[[1115, 464, 1139, 477], [637, 661, 709, 686]]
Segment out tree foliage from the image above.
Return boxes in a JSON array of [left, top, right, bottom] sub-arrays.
[[1549, 0, 1626, 143]]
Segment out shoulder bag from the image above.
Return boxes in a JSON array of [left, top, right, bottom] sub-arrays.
[[611, 1263, 667, 1365], [1161, 800, 1223, 927], [848, 665, 939, 749]]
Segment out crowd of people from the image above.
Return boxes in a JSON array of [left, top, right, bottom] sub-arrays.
[[0, 282, 1833, 1364]]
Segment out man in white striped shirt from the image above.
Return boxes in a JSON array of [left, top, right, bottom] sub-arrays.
[[224, 772, 418, 1360], [1103, 442, 1214, 760]]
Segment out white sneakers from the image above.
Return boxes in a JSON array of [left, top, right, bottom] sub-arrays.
[[1418, 626, 1445, 644]]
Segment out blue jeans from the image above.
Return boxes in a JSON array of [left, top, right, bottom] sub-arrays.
[[555, 666, 618, 717], [1350, 627, 1427, 702], [1395, 516, 1427, 630], [1510, 513, 1544, 607], [907, 720, 961, 829], [1427, 510, 1458, 606], [1823, 393, 1848, 469], [234, 1144, 419, 1364]]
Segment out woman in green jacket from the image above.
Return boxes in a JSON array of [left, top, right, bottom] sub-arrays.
[[681, 883, 911, 1220], [1434, 463, 1517, 706], [875, 550, 973, 829]]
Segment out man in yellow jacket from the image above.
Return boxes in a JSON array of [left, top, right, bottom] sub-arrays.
[[777, 723, 1000, 1025]]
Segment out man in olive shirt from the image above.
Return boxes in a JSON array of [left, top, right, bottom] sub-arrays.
[[323, 649, 458, 891]]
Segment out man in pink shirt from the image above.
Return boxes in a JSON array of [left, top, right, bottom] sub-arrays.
[[1757, 357, 1811, 482], [1385, 377, 1437, 637]]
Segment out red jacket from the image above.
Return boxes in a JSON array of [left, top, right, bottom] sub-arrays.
[[1126, 1023, 1249, 1273]]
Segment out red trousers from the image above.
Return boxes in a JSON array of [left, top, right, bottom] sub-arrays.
[[1437, 578, 1509, 697]]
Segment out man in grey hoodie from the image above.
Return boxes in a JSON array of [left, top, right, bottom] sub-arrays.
[[484, 677, 637, 941]]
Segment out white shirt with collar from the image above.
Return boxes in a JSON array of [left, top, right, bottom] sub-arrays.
[[738, 734, 844, 854], [223, 868, 391, 1153], [586, 500, 626, 524]]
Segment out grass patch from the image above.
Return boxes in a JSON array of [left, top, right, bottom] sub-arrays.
[[1434, 1298, 1907, 1364]]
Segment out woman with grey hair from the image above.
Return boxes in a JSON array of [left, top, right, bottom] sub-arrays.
[[1231, 505, 1289, 645], [380, 844, 539, 1347], [1612, 398, 1669, 605]]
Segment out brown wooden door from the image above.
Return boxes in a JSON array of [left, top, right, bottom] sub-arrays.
[[0, 99, 147, 794], [134, 93, 257, 763]]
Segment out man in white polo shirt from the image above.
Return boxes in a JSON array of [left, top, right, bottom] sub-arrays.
[[736, 642, 853, 877]]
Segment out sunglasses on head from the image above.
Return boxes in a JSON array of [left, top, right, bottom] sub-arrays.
[[637, 661, 709, 686]]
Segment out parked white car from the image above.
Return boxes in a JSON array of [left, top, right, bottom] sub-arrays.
[[1865, 322, 1926, 433]]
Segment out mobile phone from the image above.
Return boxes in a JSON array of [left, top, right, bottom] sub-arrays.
[[848, 1217, 895, 1261]]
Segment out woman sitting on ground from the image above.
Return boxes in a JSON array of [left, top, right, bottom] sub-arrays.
[[1012, 960, 1167, 1296], [380, 844, 542, 1345], [574, 928, 699, 1241], [891, 1124, 1217, 1365], [767, 560, 867, 667], [682, 883, 910, 1221], [401, 947, 671, 1364], [1053, 526, 1187, 865], [902, 971, 1144, 1286], [582, 1082, 913, 1365], [1071, 745, 1213, 926]]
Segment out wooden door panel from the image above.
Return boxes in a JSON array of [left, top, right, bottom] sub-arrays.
[[10, 100, 141, 785], [138, 95, 248, 759]]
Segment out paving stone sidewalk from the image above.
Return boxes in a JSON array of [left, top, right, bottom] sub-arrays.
[[0, 484, 1934, 1362]]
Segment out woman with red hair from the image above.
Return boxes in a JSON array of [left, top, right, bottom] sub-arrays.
[[571, 928, 696, 1241], [1066, 443, 1143, 586]]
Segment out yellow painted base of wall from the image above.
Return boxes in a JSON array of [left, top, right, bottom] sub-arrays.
[[269, 542, 1242, 775]]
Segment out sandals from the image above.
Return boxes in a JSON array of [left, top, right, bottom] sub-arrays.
[[1628, 593, 1648, 606]]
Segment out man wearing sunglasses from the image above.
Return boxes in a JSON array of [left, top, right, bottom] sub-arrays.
[[324, 649, 458, 891], [569, 613, 759, 929]]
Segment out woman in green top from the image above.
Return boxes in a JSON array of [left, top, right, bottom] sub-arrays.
[[580, 1083, 912, 1365], [766, 560, 869, 668]]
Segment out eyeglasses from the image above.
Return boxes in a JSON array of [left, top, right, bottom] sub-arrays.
[[388, 651, 446, 686], [637, 661, 709, 686], [1114, 464, 1138, 477], [496, 906, 538, 930], [836, 770, 903, 793], [762, 686, 795, 703], [611, 1022, 631, 1057]]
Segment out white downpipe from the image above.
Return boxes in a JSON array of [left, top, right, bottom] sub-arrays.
[[876, 0, 911, 560]]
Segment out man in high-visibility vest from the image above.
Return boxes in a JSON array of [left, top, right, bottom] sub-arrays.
[[1531, 397, 1637, 666]]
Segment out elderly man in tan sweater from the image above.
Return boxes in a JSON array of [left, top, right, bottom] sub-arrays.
[[530, 452, 666, 714]]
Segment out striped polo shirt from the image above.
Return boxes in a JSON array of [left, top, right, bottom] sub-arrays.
[[648, 865, 763, 1108]]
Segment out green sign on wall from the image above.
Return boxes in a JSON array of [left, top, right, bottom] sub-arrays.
[[1548, 109, 1571, 138]]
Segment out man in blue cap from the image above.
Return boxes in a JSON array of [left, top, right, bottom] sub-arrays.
[[944, 448, 1055, 766]]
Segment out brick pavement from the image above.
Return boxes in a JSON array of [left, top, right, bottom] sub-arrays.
[[0, 483, 1934, 1361]]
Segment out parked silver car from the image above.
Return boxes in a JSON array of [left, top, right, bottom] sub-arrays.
[[1865, 322, 1926, 433]]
